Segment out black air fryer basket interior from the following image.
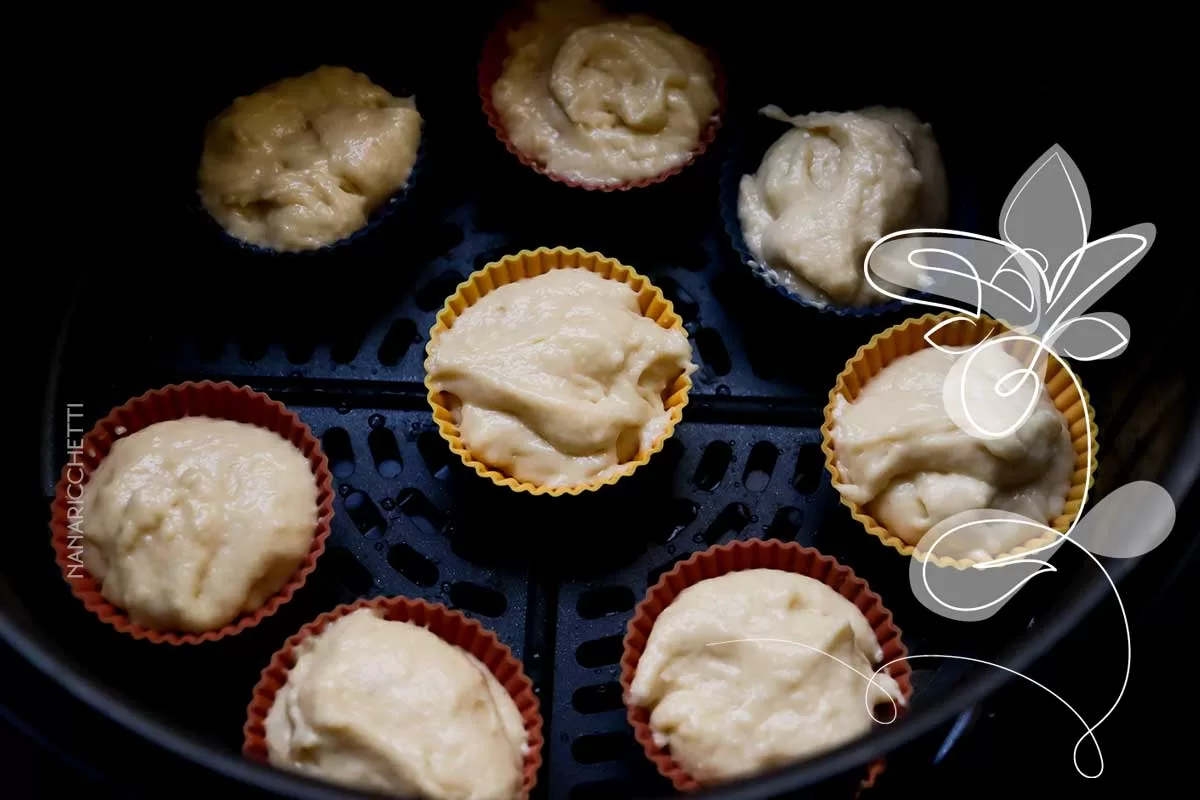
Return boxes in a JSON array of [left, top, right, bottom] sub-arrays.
[[9, 6, 1194, 799]]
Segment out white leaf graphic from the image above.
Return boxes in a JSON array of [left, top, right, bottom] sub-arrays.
[[1049, 312, 1130, 361], [1000, 145, 1091, 301], [865, 231, 1043, 330], [1044, 224, 1156, 330]]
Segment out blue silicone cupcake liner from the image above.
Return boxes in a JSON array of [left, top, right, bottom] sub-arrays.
[[189, 69, 427, 259], [719, 109, 976, 317]]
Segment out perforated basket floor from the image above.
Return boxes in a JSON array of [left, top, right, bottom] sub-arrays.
[[34, 24, 1121, 800]]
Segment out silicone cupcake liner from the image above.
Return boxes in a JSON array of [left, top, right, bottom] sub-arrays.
[[719, 112, 974, 318], [423, 246, 693, 496], [191, 70, 426, 258], [820, 312, 1099, 568], [243, 596, 544, 799], [49, 381, 335, 645], [479, 4, 725, 191], [620, 539, 912, 792]]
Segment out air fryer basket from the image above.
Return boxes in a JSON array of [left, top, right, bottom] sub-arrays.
[[9, 6, 1193, 799]]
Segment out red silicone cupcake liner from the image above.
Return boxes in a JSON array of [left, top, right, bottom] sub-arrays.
[[478, 2, 726, 191], [620, 539, 912, 792], [49, 381, 334, 645], [243, 596, 544, 799]]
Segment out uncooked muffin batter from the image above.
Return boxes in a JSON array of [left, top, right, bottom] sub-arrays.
[[629, 569, 904, 784], [424, 268, 695, 487], [831, 344, 1074, 557], [492, 0, 719, 185], [265, 608, 526, 800], [198, 65, 421, 251], [738, 105, 948, 307], [80, 417, 318, 632]]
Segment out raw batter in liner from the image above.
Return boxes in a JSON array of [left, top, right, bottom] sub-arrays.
[[492, 0, 719, 185], [738, 105, 948, 307], [424, 268, 694, 487], [831, 344, 1074, 559], [80, 417, 318, 632], [629, 569, 904, 784], [265, 608, 527, 800], [199, 65, 421, 251]]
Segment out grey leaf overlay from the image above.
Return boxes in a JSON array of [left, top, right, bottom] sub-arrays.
[[1043, 223, 1156, 337], [1050, 312, 1130, 361], [1068, 482, 1176, 559], [867, 233, 1043, 329], [1000, 145, 1092, 299], [910, 483, 1177, 623]]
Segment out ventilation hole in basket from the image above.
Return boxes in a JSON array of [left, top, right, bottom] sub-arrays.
[[387, 543, 439, 588], [647, 555, 686, 588], [395, 488, 446, 535], [572, 682, 625, 715], [570, 780, 632, 800], [742, 441, 779, 492], [377, 318, 418, 366], [330, 325, 368, 364], [654, 497, 698, 544], [571, 733, 630, 765], [703, 502, 752, 545], [367, 427, 403, 478], [285, 335, 317, 365], [324, 546, 373, 594], [692, 441, 733, 491], [575, 635, 624, 668], [343, 490, 386, 536], [449, 582, 507, 617], [654, 275, 699, 323], [792, 443, 824, 494], [652, 436, 685, 477], [765, 506, 804, 541], [422, 221, 464, 260], [746, 330, 781, 381], [577, 586, 635, 620], [695, 327, 731, 376], [238, 333, 269, 363], [416, 271, 465, 312], [417, 430, 453, 480], [196, 335, 224, 362], [322, 427, 355, 478]]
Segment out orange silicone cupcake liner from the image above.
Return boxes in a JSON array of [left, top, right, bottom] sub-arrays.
[[423, 246, 693, 496], [478, 2, 726, 191], [820, 312, 1099, 569], [49, 380, 335, 645], [620, 539, 912, 792], [243, 595, 544, 799]]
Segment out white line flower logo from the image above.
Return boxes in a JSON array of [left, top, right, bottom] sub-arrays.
[[846, 144, 1177, 778]]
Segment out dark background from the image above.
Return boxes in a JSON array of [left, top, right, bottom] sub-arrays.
[[13, 4, 1188, 798]]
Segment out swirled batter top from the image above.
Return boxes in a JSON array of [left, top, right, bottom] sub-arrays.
[[738, 105, 948, 307], [492, 0, 719, 185], [424, 268, 695, 487], [199, 65, 421, 251]]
